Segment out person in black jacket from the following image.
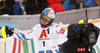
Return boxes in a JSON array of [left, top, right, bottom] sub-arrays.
[[59, 23, 100, 53], [25, 0, 49, 15], [0, 0, 5, 15], [3, 0, 14, 15]]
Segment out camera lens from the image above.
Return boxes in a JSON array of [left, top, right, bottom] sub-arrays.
[[88, 32, 96, 44]]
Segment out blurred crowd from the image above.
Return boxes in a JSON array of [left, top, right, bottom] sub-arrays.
[[0, 0, 100, 15]]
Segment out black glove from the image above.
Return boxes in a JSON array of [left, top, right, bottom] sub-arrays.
[[5, 26, 14, 37], [1, 26, 14, 37]]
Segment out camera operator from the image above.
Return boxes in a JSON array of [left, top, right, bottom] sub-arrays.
[[59, 21, 100, 53]]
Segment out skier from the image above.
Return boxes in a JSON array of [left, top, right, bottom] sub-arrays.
[[0, 8, 67, 53]]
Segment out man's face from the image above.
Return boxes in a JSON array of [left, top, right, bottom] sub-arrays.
[[96, 0, 100, 6], [41, 19, 49, 25], [41, 14, 52, 25]]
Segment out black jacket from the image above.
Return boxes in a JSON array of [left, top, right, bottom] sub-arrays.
[[25, 0, 49, 14], [3, 0, 14, 15]]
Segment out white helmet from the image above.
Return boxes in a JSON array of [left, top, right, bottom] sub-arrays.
[[40, 7, 56, 27]]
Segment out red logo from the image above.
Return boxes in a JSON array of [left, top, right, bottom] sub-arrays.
[[39, 30, 47, 38], [77, 48, 86, 52], [59, 29, 65, 34], [56, 25, 60, 27], [28, 30, 33, 34]]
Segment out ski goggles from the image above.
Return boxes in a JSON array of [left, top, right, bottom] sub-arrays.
[[41, 14, 52, 22]]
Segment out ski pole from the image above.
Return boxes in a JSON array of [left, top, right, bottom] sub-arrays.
[[1, 26, 7, 53]]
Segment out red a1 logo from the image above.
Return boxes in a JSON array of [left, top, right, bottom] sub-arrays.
[[39, 30, 47, 38]]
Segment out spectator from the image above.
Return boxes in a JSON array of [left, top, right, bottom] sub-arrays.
[[83, 0, 89, 8], [95, 0, 100, 6], [13, 0, 26, 15], [25, 0, 49, 14], [48, 0, 65, 12], [0, 0, 5, 15], [83, 0, 89, 5], [83, 0, 96, 8], [63, 0, 80, 11], [3, 0, 14, 15]]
